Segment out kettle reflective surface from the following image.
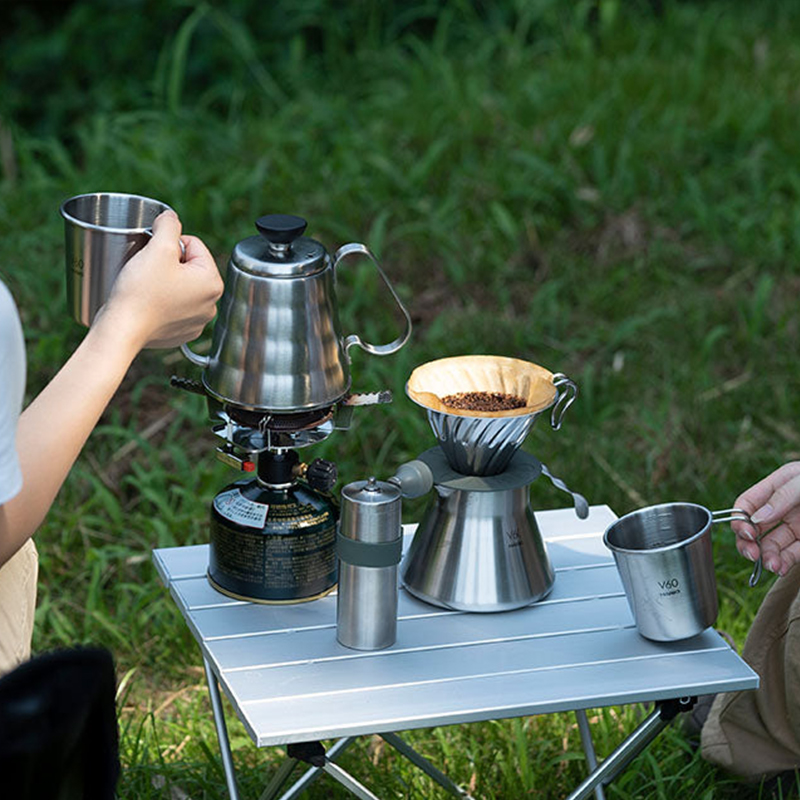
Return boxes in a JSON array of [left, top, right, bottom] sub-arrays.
[[181, 214, 412, 411]]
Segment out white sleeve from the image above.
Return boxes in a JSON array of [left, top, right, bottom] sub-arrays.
[[0, 281, 26, 505]]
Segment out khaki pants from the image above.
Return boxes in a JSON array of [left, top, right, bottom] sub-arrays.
[[0, 539, 38, 676], [702, 564, 800, 778]]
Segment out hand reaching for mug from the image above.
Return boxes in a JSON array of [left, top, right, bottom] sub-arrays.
[[94, 209, 224, 350], [733, 462, 800, 577]]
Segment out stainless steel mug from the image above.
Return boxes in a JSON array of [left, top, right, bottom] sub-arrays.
[[61, 192, 175, 325], [603, 503, 756, 642], [337, 477, 403, 651]]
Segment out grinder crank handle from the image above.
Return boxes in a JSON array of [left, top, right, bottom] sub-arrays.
[[540, 462, 589, 519], [389, 460, 434, 499]]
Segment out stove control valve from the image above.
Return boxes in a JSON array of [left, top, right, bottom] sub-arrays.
[[296, 458, 338, 492]]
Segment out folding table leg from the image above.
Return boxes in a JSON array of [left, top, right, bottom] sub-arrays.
[[202, 658, 359, 800], [381, 732, 476, 799], [276, 740, 381, 800], [322, 761, 382, 800], [272, 738, 356, 800], [574, 710, 606, 800], [203, 656, 241, 800], [258, 757, 299, 800], [565, 698, 695, 800]]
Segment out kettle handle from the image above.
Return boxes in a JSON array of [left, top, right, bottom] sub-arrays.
[[333, 242, 413, 357]]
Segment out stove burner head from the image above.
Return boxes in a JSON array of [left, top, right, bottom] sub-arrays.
[[169, 376, 393, 455], [226, 405, 334, 433], [214, 404, 336, 453]]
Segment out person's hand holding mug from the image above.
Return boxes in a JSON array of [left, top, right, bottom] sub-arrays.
[[732, 462, 800, 577], [93, 210, 223, 351]]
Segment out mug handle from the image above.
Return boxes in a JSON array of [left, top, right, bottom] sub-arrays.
[[333, 243, 413, 358], [143, 228, 187, 260], [549, 373, 578, 431], [141, 232, 211, 368], [711, 508, 763, 587]]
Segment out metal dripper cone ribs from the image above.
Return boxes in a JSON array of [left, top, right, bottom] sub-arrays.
[[406, 355, 576, 476]]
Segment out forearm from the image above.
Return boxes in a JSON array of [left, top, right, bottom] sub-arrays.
[[0, 316, 141, 564], [0, 213, 221, 566]]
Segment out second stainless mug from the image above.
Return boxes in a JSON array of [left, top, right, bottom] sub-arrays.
[[604, 503, 760, 641]]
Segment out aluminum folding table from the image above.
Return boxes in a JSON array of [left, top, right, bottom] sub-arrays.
[[153, 504, 759, 800]]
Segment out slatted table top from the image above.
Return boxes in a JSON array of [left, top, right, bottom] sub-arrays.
[[153, 505, 758, 747]]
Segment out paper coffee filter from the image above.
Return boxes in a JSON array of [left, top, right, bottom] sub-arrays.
[[406, 355, 557, 418]]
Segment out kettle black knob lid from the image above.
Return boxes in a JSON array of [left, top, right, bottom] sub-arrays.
[[255, 214, 307, 244]]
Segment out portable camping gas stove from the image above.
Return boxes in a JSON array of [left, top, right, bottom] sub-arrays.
[[206, 400, 340, 604], [172, 378, 391, 603]]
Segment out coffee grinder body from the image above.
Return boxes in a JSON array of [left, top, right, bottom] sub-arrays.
[[337, 478, 403, 650]]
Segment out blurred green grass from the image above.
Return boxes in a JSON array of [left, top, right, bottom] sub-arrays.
[[2, 0, 800, 797]]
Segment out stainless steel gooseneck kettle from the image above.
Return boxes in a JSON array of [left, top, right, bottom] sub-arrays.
[[180, 214, 412, 412]]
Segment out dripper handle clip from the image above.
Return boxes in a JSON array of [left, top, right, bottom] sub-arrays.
[[550, 373, 578, 431]]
